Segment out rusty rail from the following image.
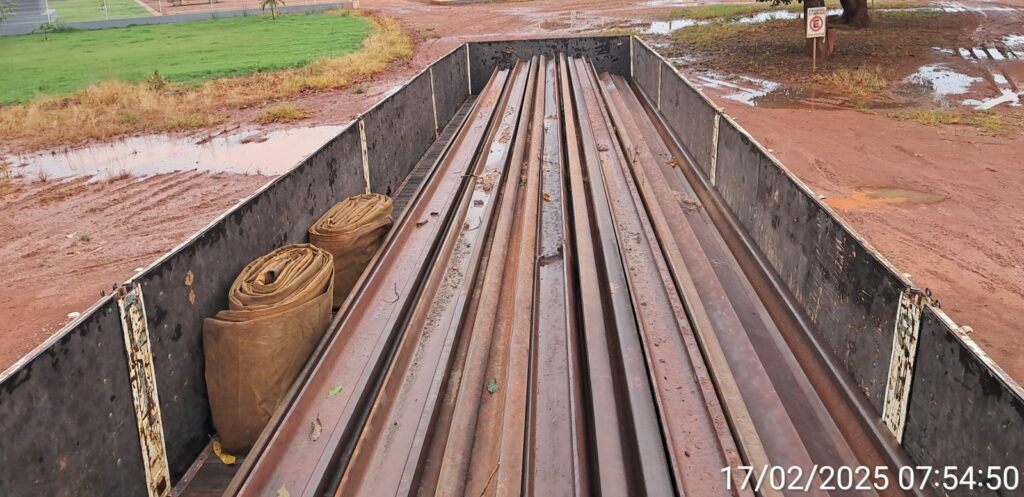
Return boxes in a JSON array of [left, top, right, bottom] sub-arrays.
[[226, 55, 923, 497]]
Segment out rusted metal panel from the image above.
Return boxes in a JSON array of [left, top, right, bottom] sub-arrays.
[[430, 45, 470, 135], [881, 290, 925, 442], [363, 70, 436, 196], [630, 38, 661, 106], [902, 306, 1024, 497], [0, 299, 150, 497], [712, 117, 904, 412], [117, 283, 172, 497], [657, 60, 720, 177]]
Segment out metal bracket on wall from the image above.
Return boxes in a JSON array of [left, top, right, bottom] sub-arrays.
[[881, 289, 926, 443], [117, 283, 171, 497], [359, 118, 371, 194], [710, 113, 721, 186]]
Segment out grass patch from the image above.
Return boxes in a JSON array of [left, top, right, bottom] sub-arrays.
[[668, 3, 789, 20], [888, 109, 1004, 133], [256, 103, 310, 124], [810, 66, 889, 99], [600, 27, 639, 36], [0, 12, 412, 150], [50, 0, 151, 23], [0, 11, 373, 104]]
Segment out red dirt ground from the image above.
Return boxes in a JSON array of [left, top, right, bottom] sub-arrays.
[[2, 0, 1023, 385], [0, 173, 269, 368]]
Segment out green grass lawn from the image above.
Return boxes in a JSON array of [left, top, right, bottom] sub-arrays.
[[0, 12, 373, 104], [50, 0, 152, 23]]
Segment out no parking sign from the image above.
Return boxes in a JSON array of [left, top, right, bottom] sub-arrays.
[[806, 7, 827, 38]]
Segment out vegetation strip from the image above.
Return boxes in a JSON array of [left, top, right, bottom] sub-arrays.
[[0, 12, 373, 104], [0, 11, 412, 151]]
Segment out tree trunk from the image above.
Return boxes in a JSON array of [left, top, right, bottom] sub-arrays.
[[841, 0, 871, 27]]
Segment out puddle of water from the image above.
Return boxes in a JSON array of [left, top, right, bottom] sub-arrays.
[[963, 89, 1022, 110], [934, 3, 1020, 13], [694, 71, 781, 106], [4, 125, 345, 181], [645, 18, 702, 34], [643, 7, 840, 34], [734, 10, 800, 23], [827, 187, 944, 210], [906, 64, 981, 99]]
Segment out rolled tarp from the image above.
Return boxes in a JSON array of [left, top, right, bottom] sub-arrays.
[[309, 193, 393, 307], [203, 244, 334, 454]]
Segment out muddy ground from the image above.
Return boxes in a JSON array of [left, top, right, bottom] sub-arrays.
[[2, 0, 1023, 383]]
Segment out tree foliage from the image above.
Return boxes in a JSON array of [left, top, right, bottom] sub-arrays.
[[261, 0, 284, 19], [36, 22, 57, 40], [0, 1, 11, 27]]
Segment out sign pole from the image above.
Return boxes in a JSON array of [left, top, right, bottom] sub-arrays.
[[806, 6, 827, 74]]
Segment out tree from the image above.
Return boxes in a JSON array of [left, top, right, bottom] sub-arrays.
[[261, 0, 283, 19], [760, 0, 870, 28], [0, 1, 11, 28], [36, 22, 57, 40]]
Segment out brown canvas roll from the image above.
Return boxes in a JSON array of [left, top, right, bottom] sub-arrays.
[[309, 193, 393, 307], [203, 243, 334, 454]]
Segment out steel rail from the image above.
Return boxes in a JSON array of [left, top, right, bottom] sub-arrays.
[[448, 58, 538, 497], [627, 77, 926, 497], [234, 67, 514, 497], [490, 54, 545, 497], [423, 61, 537, 497], [581, 61, 750, 497], [332, 60, 535, 497], [526, 55, 589, 497], [228, 51, 924, 497], [557, 53, 640, 497], [602, 68, 910, 497], [596, 69, 832, 497], [588, 66, 789, 497], [607, 74, 863, 479]]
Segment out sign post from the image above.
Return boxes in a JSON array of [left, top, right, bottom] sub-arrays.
[[806, 7, 827, 72]]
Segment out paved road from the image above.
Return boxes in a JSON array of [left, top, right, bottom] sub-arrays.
[[1, 0, 52, 29]]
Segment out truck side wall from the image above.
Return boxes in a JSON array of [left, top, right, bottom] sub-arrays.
[[467, 36, 631, 94]]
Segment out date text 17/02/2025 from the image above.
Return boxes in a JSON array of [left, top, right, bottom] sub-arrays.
[[722, 465, 1021, 493]]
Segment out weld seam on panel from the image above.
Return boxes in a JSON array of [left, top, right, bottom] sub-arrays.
[[710, 113, 720, 186], [429, 67, 440, 138], [117, 283, 171, 497], [881, 290, 925, 442], [359, 118, 371, 194]]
